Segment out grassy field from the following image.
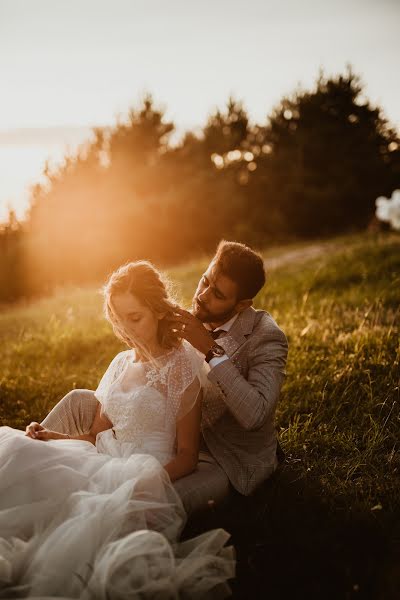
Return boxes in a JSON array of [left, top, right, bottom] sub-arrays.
[[0, 232, 399, 599]]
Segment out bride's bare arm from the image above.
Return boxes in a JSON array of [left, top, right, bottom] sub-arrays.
[[25, 402, 112, 445], [163, 390, 202, 483]]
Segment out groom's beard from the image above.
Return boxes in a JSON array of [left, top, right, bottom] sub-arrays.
[[192, 297, 237, 324]]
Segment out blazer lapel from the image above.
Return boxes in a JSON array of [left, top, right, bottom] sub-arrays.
[[216, 306, 256, 357]]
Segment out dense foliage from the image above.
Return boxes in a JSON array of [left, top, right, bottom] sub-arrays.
[[1, 66, 399, 301]]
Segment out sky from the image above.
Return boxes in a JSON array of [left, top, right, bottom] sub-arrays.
[[0, 0, 399, 221]]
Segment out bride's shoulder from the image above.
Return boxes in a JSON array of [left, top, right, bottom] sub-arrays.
[[170, 340, 201, 359], [118, 349, 134, 359], [185, 339, 206, 359], [168, 340, 205, 374], [115, 349, 134, 362], [106, 349, 134, 370]]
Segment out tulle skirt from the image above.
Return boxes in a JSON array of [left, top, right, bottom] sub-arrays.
[[0, 427, 235, 599]]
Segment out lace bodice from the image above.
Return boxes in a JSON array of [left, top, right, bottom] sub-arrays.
[[94, 341, 206, 462]]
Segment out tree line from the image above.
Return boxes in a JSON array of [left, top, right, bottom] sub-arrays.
[[1, 65, 399, 302]]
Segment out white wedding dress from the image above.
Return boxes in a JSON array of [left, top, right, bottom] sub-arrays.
[[0, 341, 235, 599]]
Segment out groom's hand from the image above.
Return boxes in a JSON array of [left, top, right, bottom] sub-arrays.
[[170, 308, 215, 355]]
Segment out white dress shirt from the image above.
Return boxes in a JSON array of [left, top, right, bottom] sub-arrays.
[[205, 313, 239, 369]]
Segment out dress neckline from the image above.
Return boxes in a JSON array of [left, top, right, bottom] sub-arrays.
[[129, 346, 178, 365]]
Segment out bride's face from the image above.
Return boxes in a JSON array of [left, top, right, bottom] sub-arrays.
[[110, 291, 161, 349]]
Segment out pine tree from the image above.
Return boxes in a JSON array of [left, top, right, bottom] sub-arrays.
[[250, 65, 400, 235]]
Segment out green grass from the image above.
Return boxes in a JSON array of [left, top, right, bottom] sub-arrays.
[[261, 234, 400, 515], [0, 231, 399, 599]]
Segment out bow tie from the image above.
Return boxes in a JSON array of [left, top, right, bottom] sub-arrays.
[[210, 329, 223, 340]]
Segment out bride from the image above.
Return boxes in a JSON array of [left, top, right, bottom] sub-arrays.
[[0, 261, 235, 599]]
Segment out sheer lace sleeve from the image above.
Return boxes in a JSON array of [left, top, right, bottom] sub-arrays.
[[94, 351, 130, 405], [166, 341, 209, 422]]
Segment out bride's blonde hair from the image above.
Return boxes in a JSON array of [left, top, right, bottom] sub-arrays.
[[103, 261, 181, 356]]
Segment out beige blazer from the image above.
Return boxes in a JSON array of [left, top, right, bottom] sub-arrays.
[[201, 306, 288, 496]]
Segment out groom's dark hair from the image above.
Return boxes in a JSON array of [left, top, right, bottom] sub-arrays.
[[213, 240, 266, 300]]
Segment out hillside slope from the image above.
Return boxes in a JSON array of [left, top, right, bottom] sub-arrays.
[[0, 232, 399, 599]]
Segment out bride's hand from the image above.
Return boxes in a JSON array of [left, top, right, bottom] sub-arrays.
[[25, 421, 45, 439], [25, 422, 67, 441], [35, 428, 68, 441]]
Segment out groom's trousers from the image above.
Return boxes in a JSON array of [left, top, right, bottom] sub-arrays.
[[41, 389, 232, 518]]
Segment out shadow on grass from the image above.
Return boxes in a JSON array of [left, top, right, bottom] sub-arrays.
[[182, 461, 400, 600]]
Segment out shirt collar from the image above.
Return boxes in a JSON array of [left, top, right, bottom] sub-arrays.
[[205, 312, 239, 334]]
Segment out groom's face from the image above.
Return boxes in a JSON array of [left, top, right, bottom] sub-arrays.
[[192, 260, 240, 324]]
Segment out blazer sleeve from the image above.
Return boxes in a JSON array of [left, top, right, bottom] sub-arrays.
[[207, 327, 288, 431]]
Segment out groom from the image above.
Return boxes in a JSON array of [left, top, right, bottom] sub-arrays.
[[171, 240, 288, 515], [37, 240, 288, 517]]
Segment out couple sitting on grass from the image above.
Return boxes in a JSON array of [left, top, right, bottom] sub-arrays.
[[0, 240, 288, 599]]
